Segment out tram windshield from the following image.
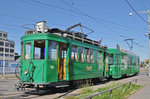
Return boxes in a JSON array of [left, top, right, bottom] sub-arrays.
[[34, 40, 45, 59]]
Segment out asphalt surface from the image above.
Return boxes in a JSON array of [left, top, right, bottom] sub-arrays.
[[0, 71, 149, 99], [128, 71, 150, 99]]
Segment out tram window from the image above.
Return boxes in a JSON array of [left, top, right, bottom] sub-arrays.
[[78, 46, 83, 62], [99, 51, 102, 64], [118, 55, 120, 65], [136, 58, 138, 66], [109, 54, 114, 65], [127, 56, 130, 66], [130, 57, 132, 66], [34, 40, 45, 59], [95, 51, 98, 63], [21, 43, 23, 60], [84, 48, 89, 62], [121, 55, 125, 66], [25, 43, 31, 60], [71, 45, 77, 61], [48, 41, 57, 60], [133, 57, 136, 66], [90, 49, 94, 63], [115, 54, 120, 65]]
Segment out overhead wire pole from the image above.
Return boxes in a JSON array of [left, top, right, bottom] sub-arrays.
[[125, 0, 150, 76], [130, 11, 150, 75], [147, 10, 150, 76], [124, 38, 134, 51], [130, 10, 150, 75], [2, 41, 5, 77]]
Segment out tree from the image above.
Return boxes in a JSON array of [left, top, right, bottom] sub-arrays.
[[146, 60, 149, 65]]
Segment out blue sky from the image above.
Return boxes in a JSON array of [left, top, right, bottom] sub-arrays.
[[0, 0, 149, 61]]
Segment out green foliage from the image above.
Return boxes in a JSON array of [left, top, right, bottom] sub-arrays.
[[67, 83, 142, 99], [91, 84, 141, 99], [80, 87, 93, 94], [146, 60, 149, 65]]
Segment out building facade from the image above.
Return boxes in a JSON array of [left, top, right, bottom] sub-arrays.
[[0, 31, 15, 61]]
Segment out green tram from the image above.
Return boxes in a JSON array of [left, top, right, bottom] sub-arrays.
[[17, 22, 110, 88], [108, 48, 140, 79], [16, 21, 140, 89]]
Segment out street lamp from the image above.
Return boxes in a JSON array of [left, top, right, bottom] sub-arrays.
[[129, 10, 150, 76]]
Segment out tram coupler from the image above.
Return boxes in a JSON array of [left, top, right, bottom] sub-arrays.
[[15, 83, 26, 91]]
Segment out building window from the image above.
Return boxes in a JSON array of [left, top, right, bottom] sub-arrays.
[[0, 48, 3, 52], [78, 46, 83, 62], [0, 41, 4, 46], [90, 49, 94, 63], [71, 45, 77, 61], [3, 34, 7, 38], [5, 43, 9, 47], [10, 44, 14, 47], [34, 40, 45, 59], [84, 48, 89, 62], [48, 41, 57, 60], [10, 49, 14, 53], [5, 48, 9, 52], [10, 54, 14, 57], [5, 54, 9, 57], [0, 33, 2, 36], [0, 53, 3, 56], [25, 43, 31, 60]]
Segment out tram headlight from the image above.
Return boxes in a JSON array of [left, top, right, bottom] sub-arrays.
[[24, 70, 28, 75]]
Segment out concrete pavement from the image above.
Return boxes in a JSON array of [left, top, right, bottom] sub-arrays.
[[128, 73, 150, 99]]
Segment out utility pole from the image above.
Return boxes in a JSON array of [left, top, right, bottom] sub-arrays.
[[147, 10, 150, 76], [2, 41, 5, 76], [130, 10, 150, 76]]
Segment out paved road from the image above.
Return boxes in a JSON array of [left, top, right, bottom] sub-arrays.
[[128, 71, 150, 99], [0, 71, 148, 99]]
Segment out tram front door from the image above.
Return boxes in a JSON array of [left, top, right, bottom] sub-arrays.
[[58, 43, 67, 80]]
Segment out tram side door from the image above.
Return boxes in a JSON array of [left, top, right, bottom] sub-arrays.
[[58, 43, 67, 80], [104, 52, 109, 77]]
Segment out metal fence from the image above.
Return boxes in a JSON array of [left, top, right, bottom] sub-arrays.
[[81, 79, 138, 99]]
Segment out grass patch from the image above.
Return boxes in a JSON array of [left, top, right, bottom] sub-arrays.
[[91, 84, 142, 99], [66, 82, 142, 99], [141, 69, 148, 71], [5, 75, 17, 79], [80, 87, 93, 94], [0, 75, 17, 79]]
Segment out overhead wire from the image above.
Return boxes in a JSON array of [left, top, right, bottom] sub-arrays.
[[20, 0, 123, 41], [125, 0, 149, 24], [0, 0, 147, 49], [22, 0, 145, 40], [0, 12, 36, 21], [20, 0, 148, 49], [60, 0, 147, 48], [60, 0, 146, 35]]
